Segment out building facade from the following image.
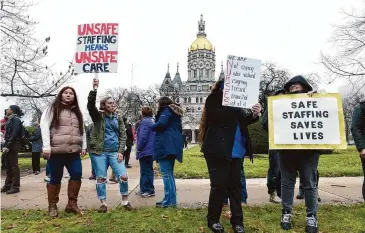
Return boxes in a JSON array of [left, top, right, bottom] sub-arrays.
[[160, 15, 224, 143]]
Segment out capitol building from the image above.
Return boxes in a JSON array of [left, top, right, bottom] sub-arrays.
[[160, 15, 224, 143]]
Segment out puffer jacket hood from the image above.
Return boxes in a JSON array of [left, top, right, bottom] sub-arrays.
[[168, 104, 184, 117], [284, 75, 313, 92]]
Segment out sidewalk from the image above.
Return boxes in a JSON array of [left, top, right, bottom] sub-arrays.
[[1, 146, 364, 210]]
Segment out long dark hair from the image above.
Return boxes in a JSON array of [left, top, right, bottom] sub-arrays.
[[48, 86, 84, 135], [198, 79, 224, 145]]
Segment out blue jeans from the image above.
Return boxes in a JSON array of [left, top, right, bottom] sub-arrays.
[[361, 157, 365, 201], [91, 159, 95, 176], [279, 151, 319, 216], [90, 152, 128, 200], [223, 159, 247, 204], [48, 153, 82, 185], [267, 150, 281, 196], [158, 155, 176, 207], [139, 156, 155, 194]]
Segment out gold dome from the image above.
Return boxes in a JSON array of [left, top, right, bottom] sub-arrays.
[[190, 36, 213, 51]]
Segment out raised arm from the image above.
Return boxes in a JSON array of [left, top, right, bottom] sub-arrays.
[[87, 79, 101, 122]]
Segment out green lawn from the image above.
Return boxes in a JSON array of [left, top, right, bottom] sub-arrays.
[[157, 146, 364, 179], [1, 204, 364, 233]]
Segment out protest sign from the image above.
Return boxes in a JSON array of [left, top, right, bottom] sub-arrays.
[[74, 23, 119, 74], [268, 93, 347, 150], [222, 55, 261, 108]]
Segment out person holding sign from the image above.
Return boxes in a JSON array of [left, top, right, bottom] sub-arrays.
[[87, 79, 133, 213], [199, 79, 261, 233], [279, 75, 320, 233], [351, 101, 365, 201]]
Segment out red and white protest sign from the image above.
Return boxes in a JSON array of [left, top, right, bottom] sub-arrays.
[[74, 23, 119, 74]]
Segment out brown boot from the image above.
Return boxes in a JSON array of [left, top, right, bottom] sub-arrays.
[[47, 184, 61, 217], [65, 180, 83, 214]]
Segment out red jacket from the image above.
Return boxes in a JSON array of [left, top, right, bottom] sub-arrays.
[[0, 117, 8, 134]]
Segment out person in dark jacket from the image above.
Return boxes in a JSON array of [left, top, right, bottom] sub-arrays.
[[123, 118, 134, 168], [29, 120, 42, 175], [351, 101, 365, 201], [136, 106, 156, 197], [200, 79, 261, 233], [279, 75, 320, 233], [262, 89, 286, 203], [152, 97, 184, 208], [1, 105, 24, 194]]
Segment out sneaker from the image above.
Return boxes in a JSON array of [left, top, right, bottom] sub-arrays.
[[126, 164, 132, 168], [281, 213, 292, 230], [208, 223, 224, 233], [269, 191, 281, 203], [6, 188, 20, 194], [141, 192, 155, 198], [89, 175, 96, 180], [135, 190, 143, 195], [155, 201, 163, 207], [98, 204, 107, 213], [44, 176, 50, 182], [306, 215, 318, 233], [122, 202, 134, 211], [34, 171, 40, 175], [233, 225, 245, 233], [1, 186, 10, 192]]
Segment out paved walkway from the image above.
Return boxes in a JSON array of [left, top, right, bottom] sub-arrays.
[[1, 146, 364, 210]]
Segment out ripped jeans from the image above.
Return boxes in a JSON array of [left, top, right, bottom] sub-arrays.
[[90, 152, 128, 200]]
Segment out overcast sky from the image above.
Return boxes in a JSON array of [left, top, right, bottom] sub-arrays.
[[1, 0, 363, 121]]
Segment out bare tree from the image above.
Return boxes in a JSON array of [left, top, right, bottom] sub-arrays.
[[0, 0, 74, 99], [321, 6, 365, 95]]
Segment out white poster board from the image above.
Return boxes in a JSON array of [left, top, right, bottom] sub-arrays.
[[268, 93, 347, 150], [222, 55, 261, 108], [74, 23, 119, 74]]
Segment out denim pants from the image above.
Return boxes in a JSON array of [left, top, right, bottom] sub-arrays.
[[267, 150, 281, 196], [361, 157, 365, 201], [279, 151, 319, 216], [158, 155, 177, 207], [90, 152, 128, 200], [48, 153, 82, 185], [139, 156, 155, 194], [223, 158, 247, 203], [91, 160, 95, 176]]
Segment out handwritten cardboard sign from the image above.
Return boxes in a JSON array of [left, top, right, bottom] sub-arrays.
[[268, 93, 347, 150], [222, 55, 261, 108], [74, 23, 119, 74]]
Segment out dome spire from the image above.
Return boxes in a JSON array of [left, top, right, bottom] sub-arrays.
[[177, 62, 179, 73], [219, 61, 225, 80], [167, 63, 170, 73], [197, 14, 207, 37]]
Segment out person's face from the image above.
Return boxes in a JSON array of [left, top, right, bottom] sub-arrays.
[[104, 98, 115, 113], [61, 88, 75, 104], [6, 108, 13, 116], [289, 83, 304, 93]]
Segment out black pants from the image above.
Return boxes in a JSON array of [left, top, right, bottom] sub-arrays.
[[32, 152, 41, 172], [205, 155, 243, 227], [4, 146, 21, 189], [1, 153, 6, 169], [124, 145, 132, 166], [361, 157, 365, 201]]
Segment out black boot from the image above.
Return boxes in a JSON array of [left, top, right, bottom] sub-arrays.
[[6, 187, 20, 194], [208, 223, 224, 233], [1, 186, 10, 192]]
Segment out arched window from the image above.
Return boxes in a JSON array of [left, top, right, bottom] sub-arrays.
[[194, 70, 197, 78], [196, 97, 199, 103], [188, 97, 191, 103], [184, 97, 187, 103], [206, 70, 209, 79], [200, 97, 203, 103]]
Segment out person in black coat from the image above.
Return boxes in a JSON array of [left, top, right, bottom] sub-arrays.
[[200, 79, 262, 233], [123, 117, 134, 168], [1, 105, 24, 194]]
